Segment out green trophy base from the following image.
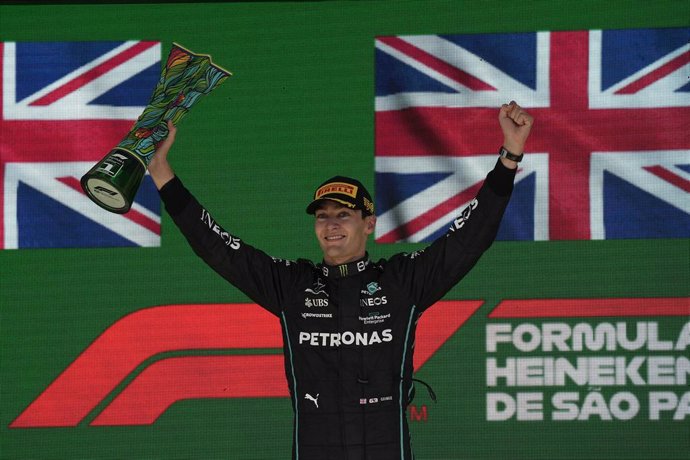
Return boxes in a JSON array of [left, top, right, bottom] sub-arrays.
[[80, 148, 146, 214]]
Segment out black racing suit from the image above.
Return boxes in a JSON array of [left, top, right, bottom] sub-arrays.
[[159, 160, 516, 460]]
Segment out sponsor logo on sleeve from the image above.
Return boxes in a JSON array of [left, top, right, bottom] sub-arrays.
[[271, 257, 293, 266], [200, 209, 241, 249], [449, 198, 479, 233]]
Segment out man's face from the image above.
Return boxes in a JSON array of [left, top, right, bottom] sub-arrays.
[[314, 201, 376, 266]]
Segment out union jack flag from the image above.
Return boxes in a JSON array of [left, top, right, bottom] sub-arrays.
[[374, 28, 690, 242], [1, 41, 162, 249]]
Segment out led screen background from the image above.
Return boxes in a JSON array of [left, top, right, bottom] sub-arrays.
[[1, 1, 688, 459]]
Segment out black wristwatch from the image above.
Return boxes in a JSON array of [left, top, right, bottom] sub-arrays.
[[499, 146, 523, 162]]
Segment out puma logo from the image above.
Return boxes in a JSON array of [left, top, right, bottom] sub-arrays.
[[304, 393, 319, 408]]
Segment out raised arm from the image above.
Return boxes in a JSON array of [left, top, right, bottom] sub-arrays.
[[147, 121, 306, 316], [390, 102, 534, 310]]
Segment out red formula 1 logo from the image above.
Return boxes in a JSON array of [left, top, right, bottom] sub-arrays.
[[10, 300, 482, 427]]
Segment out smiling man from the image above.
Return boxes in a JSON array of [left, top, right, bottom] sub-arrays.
[[308, 176, 377, 266], [148, 101, 532, 460]]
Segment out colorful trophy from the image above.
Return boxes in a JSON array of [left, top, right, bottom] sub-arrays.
[[81, 43, 231, 213]]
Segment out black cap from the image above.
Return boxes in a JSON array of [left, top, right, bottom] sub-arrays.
[[306, 176, 374, 216]]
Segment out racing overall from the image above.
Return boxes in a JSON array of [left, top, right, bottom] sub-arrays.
[[159, 160, 516, 459]]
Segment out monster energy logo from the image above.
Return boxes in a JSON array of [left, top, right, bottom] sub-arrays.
[[338, 264, 348, 276]]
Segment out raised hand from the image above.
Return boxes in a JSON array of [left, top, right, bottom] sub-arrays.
[[147, 120, 178, 190], [499, 101, 533, 155]]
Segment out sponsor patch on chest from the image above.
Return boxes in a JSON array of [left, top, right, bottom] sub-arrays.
[[359, 311, 391, 325], [360, 281, 388, 307], [298, 329, 393, 347]]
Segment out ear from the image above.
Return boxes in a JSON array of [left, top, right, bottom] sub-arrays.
[[364, 215, 376, 235]]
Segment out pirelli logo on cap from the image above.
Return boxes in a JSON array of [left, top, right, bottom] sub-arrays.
[[315, 182, 358, 200], [306, 175, 373, 216]]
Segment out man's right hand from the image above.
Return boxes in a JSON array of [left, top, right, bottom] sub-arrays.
[[147, 120, 177, 190]]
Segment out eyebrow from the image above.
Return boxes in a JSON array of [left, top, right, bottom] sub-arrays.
[[315, 204, 350, 212]]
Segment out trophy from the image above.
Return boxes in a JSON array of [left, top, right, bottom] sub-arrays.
[[81, 43, 231, 213]]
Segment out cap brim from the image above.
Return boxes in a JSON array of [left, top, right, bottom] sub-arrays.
[[306, 197, 358, 214], [305, 199, 325, 214]]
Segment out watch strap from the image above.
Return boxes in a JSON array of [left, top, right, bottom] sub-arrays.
[[499, 146, 523, 162]]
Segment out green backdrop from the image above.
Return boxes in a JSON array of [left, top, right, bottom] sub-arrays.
[[1, 1, 688, 459]]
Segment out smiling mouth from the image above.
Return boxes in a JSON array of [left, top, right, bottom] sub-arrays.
[[325, 235, 345, 241]]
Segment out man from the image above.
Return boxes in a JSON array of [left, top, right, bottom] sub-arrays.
[[148, 101, 533, 459]]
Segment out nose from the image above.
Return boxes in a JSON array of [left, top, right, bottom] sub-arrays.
[[326, 217, 340, 229]]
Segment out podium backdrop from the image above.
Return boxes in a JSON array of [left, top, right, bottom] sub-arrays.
[[1, 1, 688, 459]]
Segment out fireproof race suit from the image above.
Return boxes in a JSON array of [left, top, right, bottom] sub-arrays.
[[159, 159, 516, 460]]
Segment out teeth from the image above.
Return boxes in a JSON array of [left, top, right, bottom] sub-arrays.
[[326, 235, 344, 241]]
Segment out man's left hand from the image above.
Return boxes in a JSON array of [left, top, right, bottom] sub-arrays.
[[499, 101, 534, 155]]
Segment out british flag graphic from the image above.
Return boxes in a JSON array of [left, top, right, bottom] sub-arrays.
[[374, 28, 690, 242], [1, 41, 161, 249]]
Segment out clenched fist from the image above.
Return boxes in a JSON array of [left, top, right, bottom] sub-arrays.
[[499, 101, 534, 160]]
